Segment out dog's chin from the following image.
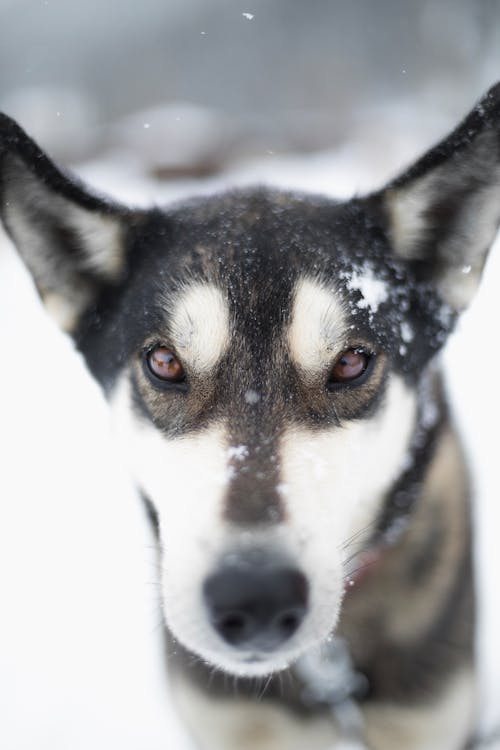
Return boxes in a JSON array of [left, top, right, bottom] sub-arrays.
[[165, 603, 342, 678], [196, 648, 301, 679], [173, 633, 321, 678]]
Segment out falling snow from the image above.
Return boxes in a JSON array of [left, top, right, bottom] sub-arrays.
[[244, 388, 260, 404], [400, 321, 414, 343]]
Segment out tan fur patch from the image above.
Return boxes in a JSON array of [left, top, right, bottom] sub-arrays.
[[363, 670, 476, 750], [173, 671, 338, 750]]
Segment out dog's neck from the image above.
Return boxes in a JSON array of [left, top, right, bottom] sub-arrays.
[[295, 391, 471, 727], [338, 414, 474, 706], [344, 369, 449, 589], [375, 369, 448, 543]]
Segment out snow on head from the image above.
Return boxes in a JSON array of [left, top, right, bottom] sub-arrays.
[[345, 263, 388, 313], [227, 445, 249, 461]]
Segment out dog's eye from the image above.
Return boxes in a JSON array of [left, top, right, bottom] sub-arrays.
[[146, 345, 185, 383], [328, 348, 370, 385]]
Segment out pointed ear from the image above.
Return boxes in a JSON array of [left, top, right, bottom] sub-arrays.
[[372, 83, 500, 311], [0, 113, 131, 332]]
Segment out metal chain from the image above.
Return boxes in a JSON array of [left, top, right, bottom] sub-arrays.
[[295, 638, 500, 750], [295, 637, 369, 747]]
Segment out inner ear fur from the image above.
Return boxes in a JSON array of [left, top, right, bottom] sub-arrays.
[[0, 113, 132, 332], [371, 82, 500, 311]]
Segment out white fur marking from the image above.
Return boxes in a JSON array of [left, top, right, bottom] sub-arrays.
[[279, 375, 417, 641], [111, 376, 245, 667], [288, 278, 347, 374], [169, 283, 230, 372], [110, 373, 416, 679]]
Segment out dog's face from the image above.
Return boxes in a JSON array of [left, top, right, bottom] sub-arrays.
[[1, 84, 499, 677]]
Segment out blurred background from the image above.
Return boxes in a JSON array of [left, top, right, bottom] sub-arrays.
[[1, 1, 500, 749], [1, 0, 500, 170]]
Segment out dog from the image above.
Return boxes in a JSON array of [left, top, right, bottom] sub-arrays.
[[1, 83, 499, 750]]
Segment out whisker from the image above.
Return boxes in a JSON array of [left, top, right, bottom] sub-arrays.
[[340, 518, 378, 551], [277, 671, 284, 697], [257, 673, 274, 702]]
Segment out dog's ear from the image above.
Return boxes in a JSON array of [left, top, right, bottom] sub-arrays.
[[372, 83, 500, 311], [0, 113, 131, 332]]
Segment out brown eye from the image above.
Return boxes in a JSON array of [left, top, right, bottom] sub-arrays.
[[329, 348, 370, 384], [146, 345, 185, 383]]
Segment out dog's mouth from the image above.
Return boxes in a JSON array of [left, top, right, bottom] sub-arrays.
[[158, 533, 348, 677], [236, 652, 283, 669], [242, 655, 271, 664], [204, 646, 300, 678], [241, 654, 265, 663]]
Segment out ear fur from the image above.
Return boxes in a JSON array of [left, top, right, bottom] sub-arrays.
[[0, 113, 130, 332], [374, 83, 500, 311]]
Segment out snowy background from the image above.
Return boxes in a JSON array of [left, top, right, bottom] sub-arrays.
[[1, 1, 500, 748]]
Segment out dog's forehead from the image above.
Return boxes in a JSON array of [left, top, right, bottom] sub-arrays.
[[164, 188, 380, 279], [159, 195, 390, 365], [161, 275, 350, 390], [79, 188, 454, 389], [158, 190, 390, 334]]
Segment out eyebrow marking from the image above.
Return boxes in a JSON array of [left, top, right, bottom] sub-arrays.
[[168, 282, 230, 373], [288, 277, 347, 374]]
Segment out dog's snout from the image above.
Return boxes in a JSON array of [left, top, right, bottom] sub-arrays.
[[203, 564, 308, 650]]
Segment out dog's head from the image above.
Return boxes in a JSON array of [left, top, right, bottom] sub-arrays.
[[1, 85, 499, 677]]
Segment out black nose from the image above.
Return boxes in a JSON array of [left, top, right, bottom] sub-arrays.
[[203, 563, 308, 650]]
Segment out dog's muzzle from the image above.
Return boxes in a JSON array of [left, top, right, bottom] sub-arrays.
[[203, 553, 309, 653]]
